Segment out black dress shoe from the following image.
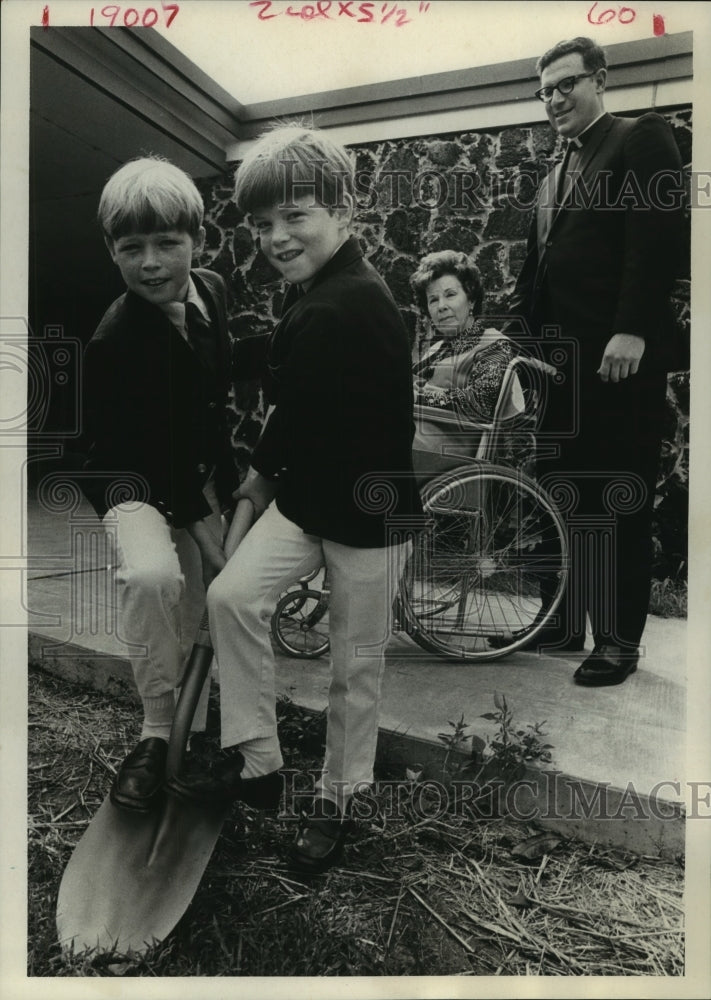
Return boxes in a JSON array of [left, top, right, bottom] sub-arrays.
[[574, 645, 639, 686], [110, 737, 167, 812], [289, 798, 351, 875], [166, 749, 282, 810]]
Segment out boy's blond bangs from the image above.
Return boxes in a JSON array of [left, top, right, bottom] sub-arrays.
[[234, 125, 354, 215], [99, 157, 204, 241]]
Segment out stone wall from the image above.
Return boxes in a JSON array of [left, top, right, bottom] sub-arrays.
[[196, 107, 691, 580]]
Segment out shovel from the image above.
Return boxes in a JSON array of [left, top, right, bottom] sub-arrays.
[[56, 498, 254, 956]]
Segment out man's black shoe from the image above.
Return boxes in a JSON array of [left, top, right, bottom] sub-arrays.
[[289, 798, 351, 876], [166, 749, 282, 810], [110, 737, 167, 812], [574, 645, 639, 686]]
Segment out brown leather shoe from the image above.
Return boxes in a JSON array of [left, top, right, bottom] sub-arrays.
[[110, 737, 167, 812], [289, 798, 351, 875], [166, 749, 282, 810], [574, 645, 639, 686]]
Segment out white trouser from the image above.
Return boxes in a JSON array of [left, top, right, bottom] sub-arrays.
[[206, 502, 411, 807], [108, 488, 222, 733]]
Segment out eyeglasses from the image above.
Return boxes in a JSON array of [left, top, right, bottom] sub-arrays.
[[534, 73, 596, 103]]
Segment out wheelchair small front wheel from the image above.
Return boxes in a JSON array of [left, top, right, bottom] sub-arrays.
[[271, 589, 330, 659]]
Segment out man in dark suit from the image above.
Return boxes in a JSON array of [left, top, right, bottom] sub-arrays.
[[507, 36, 684, 685]]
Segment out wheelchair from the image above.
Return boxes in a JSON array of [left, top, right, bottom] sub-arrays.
[[271, 355, 569, 662]]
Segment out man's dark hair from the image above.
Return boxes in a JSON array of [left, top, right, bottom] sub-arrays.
[[536, 36, 608, 76]]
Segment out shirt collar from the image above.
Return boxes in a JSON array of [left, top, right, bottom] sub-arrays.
[[158, 276, 210, 336], [569, 111, 606, 148]]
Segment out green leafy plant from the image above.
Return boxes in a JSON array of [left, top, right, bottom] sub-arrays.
[[436, 713, 472, 781], [480, 691, 554, 782]]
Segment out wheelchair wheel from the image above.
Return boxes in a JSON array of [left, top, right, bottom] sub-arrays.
[[271, 589, 330, 659], [398, 464, 568, 661]]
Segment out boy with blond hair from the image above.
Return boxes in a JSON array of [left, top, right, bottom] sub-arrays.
[[82, 156, 238, 811]]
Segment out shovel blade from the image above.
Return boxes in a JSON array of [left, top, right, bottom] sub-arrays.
[[57, 792, 229, 956]]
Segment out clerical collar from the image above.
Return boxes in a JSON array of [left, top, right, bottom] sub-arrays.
[[569, 111, 606, 148]]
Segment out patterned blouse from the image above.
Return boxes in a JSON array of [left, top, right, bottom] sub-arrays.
[[412, 320, 513, 423], [412, 320, 535, 473]]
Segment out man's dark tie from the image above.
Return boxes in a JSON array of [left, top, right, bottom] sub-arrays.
[[556, 136, 583, 204]]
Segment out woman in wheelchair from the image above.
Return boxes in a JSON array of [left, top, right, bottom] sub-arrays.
[[409, 250, 531, 477], [411, 250, 514, 424]]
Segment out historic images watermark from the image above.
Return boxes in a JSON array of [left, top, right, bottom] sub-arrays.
[[259, 159, 709, 214], [354, 167, 700, 213], [278, 769, 707, 823]]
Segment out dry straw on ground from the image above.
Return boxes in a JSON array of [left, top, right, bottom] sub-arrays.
[[28, 666, 684, 977]]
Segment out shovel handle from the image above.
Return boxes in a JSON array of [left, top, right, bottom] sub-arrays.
[[166, 498, 255, 780]]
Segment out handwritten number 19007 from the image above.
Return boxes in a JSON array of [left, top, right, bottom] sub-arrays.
[[89, 4, 180, 27]]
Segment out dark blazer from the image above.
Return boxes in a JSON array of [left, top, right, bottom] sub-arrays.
[[509, 112, 684, 373], [234, 236, 423, 548], [507, 112, 685, 649], [82, 268, 238, 528]]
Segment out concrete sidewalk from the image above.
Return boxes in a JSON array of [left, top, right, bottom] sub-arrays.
[[25, 489, 687, 856]]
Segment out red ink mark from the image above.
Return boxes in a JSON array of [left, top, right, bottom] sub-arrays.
[[41, 4, 50, 28], [102, 4, 120, 25], [653, 13, 665, 35], [588, 3, 616, 25], [163, 3, 180, 27], [419, 1, 430, 11], [251, 0, 277, 18], [357, 2, 373, 22]]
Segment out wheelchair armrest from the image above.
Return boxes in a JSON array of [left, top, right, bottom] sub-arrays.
[[507, 354, 558, 378]]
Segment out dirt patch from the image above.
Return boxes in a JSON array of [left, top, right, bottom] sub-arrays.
[[28, 666, 684, 977]]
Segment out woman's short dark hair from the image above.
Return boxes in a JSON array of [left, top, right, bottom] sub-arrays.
[[410, 250, 483, 316]]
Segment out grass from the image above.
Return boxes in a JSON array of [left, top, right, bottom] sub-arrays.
[[649, 577, 688, 618], [28, 666, 685, 978]]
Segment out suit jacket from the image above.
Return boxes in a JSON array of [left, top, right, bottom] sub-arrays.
[[234, 236, 424, 547], [82, 268, 238, 528], [509, 112, 684, 373]]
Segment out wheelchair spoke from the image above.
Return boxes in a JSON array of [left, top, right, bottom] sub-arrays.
[[400, 466, 568, 660]]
